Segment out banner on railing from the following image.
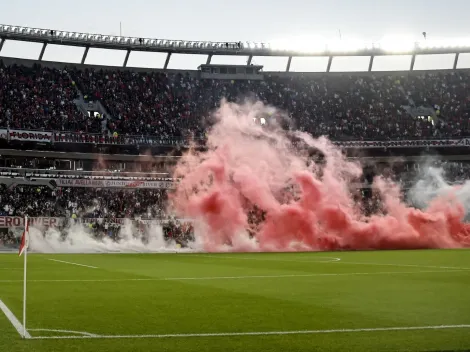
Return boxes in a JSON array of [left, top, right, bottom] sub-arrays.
[[333, 139, 463, 149], [1, 127, 470, 148], [9, 129, 53, 143], [0, 217, 62, 228], [54, 132, 191, 147], [78, 218, 184, 226], [0, 216, 187, 228], [55, 179, 175, 189], [455, 138, 470, 146]]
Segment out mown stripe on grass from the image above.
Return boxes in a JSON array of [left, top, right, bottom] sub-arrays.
[[0, 269, 467, 283]]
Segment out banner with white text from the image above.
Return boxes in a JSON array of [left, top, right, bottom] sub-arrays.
[[9, 129, 53, 143], [55, 179, 175, 189]]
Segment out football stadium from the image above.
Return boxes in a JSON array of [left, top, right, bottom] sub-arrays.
[[1, 5, 470, 351]]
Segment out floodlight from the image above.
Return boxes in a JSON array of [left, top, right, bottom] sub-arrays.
[[270, 35, 328, 54], [328, 39, 364, 53], [380, 35, 416, 53]]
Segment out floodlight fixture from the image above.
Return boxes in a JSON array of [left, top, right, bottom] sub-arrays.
[[379, 35, 417, 53]]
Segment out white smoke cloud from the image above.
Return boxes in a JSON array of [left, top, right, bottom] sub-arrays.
[[407, 161, 470, 220], [28, 220, 201, 254]]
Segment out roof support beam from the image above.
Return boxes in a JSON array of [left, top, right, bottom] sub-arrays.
[[0, 38, 5, 53], [453, 52, 460, 70], [326, 56, 333, 72], [206, 54, 212, 64], [286, 56, 292, 72], [247, 55, 253, 65], [81, 46, 90, 64], [164, 52, 171, 69], [368, 55, 374, 72], [38, 42, 47, 61], [410, 54, 416, 71], [123, 49, 131, 67]]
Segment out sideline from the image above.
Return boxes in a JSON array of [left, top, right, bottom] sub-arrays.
[[29, 324, 470, 340], [0, 299, 31, 338], [196, 254, 341, 263]]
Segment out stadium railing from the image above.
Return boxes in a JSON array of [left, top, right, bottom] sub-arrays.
[[2, 127, 470, 149]]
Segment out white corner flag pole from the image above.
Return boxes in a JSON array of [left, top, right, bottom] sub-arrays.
[[22, 215, 28, 339]]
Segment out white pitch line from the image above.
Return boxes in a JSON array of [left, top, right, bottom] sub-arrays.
[[197, 253, 469, 270], [196, 254, 342, 263], [0, 269, 467, 283], [48, 259, 98, 269], [29, 328, 98, 337], [337, 261, 470, 270], [0, 299, 31, 338], [28, 324, 470, 340]]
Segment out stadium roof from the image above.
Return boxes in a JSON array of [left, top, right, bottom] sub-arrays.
[[2, 24, 470, 72]]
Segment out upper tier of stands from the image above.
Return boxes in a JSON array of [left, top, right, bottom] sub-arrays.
[[1, 59, 470, 141]]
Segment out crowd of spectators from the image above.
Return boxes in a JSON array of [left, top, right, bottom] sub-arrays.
[[0, 185, 168, 219], [1, 158, 470, 248], [0, 230, 18, 248], [0, 62, 94, 132], [1, 60, 470, 141], [1, 161, 470, 220]]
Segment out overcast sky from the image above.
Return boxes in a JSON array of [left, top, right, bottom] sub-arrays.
[[2, 0, 470, 71]]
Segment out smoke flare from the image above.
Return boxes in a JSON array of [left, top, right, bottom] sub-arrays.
[[171, 101, 470, 252]]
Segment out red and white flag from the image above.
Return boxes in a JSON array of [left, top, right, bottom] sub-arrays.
[[18, 219, 29, 257]]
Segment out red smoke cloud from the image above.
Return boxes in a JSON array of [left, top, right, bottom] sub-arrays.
[[170, 101, 470, 252]]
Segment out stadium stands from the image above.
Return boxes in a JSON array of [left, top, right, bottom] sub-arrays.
[[0, 61, 93, 131], [0, 185, 168, 219], [2, 59, 470, 141], [1, 160, 470, 221], [2, 41, 470, 247]]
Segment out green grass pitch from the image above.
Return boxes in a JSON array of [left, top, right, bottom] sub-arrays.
[[0, 250, 469, 352]]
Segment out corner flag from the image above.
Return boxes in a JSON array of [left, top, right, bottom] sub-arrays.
[[18, 219, 29, 257], [20, 216, 29, 338]]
